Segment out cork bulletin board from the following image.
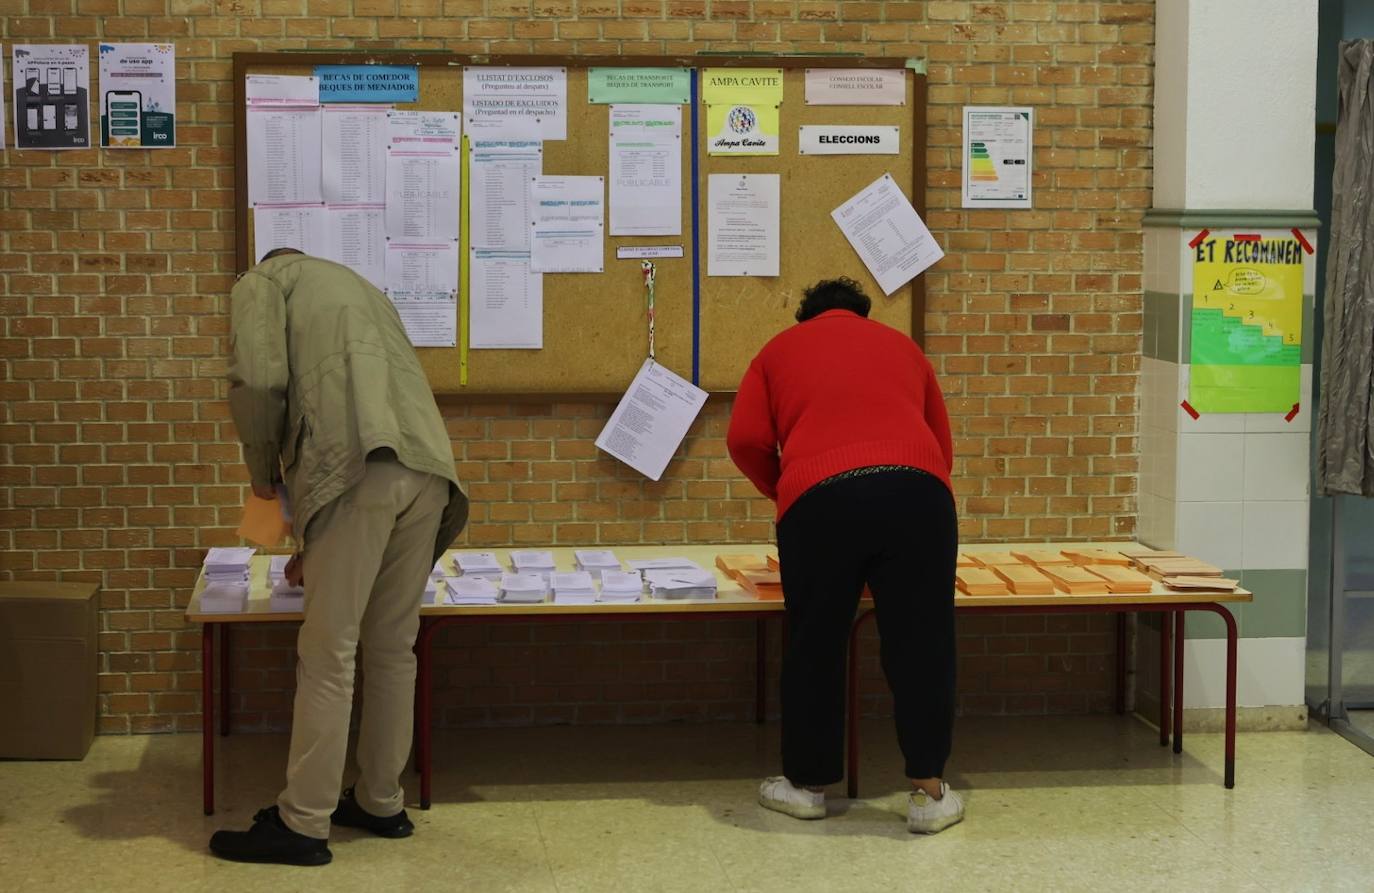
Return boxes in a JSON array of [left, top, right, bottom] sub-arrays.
[[234, 52, 927, 398]]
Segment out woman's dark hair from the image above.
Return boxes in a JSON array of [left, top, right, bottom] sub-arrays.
[[795, 277, 872, 322]]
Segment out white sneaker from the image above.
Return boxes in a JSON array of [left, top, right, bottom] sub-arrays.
[[907, 783, 964, 834], [757, 776, 826, 820]]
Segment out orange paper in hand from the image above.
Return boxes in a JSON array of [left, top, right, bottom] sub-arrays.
[[237, 493, 290, 547]]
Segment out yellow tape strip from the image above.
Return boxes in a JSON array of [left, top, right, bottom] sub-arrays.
[[459, 134, 471, 386]]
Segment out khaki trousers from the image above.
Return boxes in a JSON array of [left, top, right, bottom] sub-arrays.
[[277, 457, 447, 839]]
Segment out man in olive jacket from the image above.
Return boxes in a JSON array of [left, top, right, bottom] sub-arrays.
[[210, 249, 468, 866]]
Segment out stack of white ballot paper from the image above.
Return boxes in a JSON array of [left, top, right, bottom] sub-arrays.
[[510, 550, 557, 582], [267, 555, 304, 612], [626, 557, 705, 574], [598, 570, 645, 603], [422, 575, 440, 606], [201, 547, 255, 613], [452, 551, 504, 580], [445, 576, 499, 606], [500, 572, 549, 604], [552, 572, 597, 605], [573, 549, 622, 579], [643, 568, 718, 600]]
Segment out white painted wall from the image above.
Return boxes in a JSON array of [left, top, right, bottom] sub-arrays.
[[1152, 0, 1191, 209], [1153, 0, 1319, 210]]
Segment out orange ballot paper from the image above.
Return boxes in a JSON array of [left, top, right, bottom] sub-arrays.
[[237, 494, 290, 547]]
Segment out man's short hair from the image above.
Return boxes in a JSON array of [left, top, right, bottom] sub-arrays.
[[795, 277, 872, 322], [260, 247, 305, 262]]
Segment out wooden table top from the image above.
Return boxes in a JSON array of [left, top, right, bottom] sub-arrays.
[[184, 541, 1250, 623]]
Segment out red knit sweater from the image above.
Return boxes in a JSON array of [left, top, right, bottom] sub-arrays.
[[726, 309, 954, 521]]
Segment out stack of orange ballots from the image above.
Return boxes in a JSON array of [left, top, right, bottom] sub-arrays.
[[1040, 564, 1105, 595], [992, 563, 1055, 595], [1011, 549, 1072, 567], [1084, 564, 1153, 593], [971, 551, 1022, 568], [715, 554, 782, 600], [1061, 547, 1132, 567], [956, 567, 1009, 596]]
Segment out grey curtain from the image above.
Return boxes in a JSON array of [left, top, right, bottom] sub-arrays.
[[1318, 40, 1374, 496]]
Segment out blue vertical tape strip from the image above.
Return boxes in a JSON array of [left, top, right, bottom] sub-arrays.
[[689, 69, 702, 386]]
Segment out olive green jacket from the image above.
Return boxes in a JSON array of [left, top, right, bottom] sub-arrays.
[[227, 254, 468, 563]]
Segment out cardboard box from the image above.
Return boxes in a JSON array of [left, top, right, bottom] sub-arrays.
[[0, 581, 99, 760]]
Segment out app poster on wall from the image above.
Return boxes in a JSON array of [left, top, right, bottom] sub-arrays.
[[99, 43, 175, 148], [12, 44, 90, 150]]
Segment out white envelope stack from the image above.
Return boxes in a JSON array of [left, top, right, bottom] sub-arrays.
[[500, 572, 549, 604], [452, 551, 504, 581], [510, 550, 557, 582], [643, 567, 718, 600], [267, 554, 304, 612], [552, 571, 597, 605], [201, 547, 255, 613], [598, 570, 644, 603], [446, 576, 499, 606], [572, 549, 622, 580]]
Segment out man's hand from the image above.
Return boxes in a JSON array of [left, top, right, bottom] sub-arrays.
[[252, 482, 276, 500], [284, 552, 305, 587]]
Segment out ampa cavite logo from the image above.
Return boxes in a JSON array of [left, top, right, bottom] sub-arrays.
[[726, 105, 757, 134]]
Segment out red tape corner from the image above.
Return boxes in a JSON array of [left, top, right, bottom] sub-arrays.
[[1180, 400, 1200, 420], [1285, 403, 1300, 422], [1292, 228, 1315, 255], [1187, 228, 1210, 249]]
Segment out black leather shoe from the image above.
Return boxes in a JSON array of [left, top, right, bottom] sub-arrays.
[[331, 787, 415, 838], [209, 806, 332, 866]]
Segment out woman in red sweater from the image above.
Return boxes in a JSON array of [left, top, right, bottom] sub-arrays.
[[727, 277, 962, 834]]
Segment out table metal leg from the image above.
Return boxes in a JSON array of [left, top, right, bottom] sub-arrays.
[[219, 623, 231, 738], [1173, 612, 1185, 754], [202, 622, 215, 816], [755, 618, 767, 724], [1159, 611, 1172, 747], [1115, 613, 1126, 715], [1220, 606, 1238, 788]]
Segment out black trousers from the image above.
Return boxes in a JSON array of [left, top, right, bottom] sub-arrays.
[[775, 469, 958, 785]]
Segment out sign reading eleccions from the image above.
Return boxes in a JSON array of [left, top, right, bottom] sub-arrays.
[[798, 125, 899, 155], [314, 65, 418, 103]]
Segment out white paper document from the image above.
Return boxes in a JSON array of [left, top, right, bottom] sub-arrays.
[[246, 74, 319, 106], [595, 359, 709, 481], [254, 205, 327, 262], [961, 106, 1033, 209], [707, 174, 780, 277], [323, 106, 388, 205], [470, 139, 542, 250], [247, 107, 323, 206], [464, 66, 567, 140], [609, 104, 682, 236], [831, 173, 944, 296], [384, 110, 461, 242], [385, 241, 458, 347], [385, 153, 461, 241], [387, 109, 460, 151], [470, 248, 543, 349], [529, 175, 605, 273], [324, 205, 385, 291]]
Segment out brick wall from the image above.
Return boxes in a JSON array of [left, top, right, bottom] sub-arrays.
[[0, 1, 1151, 733]]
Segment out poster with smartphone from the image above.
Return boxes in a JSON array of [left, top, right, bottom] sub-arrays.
[[99, 43, 175, 148], [11, 44, 89, 150]]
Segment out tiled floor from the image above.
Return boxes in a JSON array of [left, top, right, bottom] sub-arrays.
[[4, 716, 1374, 891]]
